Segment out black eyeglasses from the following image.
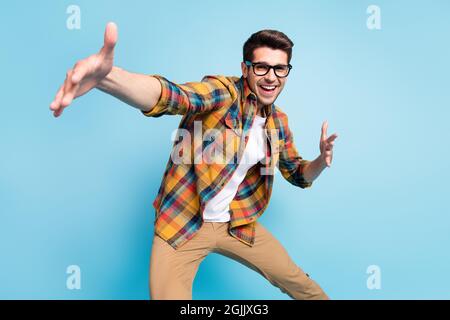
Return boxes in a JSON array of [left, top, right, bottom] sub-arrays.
[[245, 61, 292, 78]]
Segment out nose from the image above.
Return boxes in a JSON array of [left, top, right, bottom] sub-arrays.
[[264, 68, 277, 82]]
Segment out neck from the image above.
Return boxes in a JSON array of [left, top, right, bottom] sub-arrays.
[[257, 104, 270, 117]]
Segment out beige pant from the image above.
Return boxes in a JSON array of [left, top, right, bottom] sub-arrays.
[[149, 221, 329, 300]]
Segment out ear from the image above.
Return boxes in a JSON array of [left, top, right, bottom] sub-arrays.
[[241, 62, 248, 78]]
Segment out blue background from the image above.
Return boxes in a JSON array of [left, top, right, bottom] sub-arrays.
[[1, 0, 449, 299]]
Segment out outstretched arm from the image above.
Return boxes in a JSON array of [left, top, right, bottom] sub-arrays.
[[49, 22, 161, 118]]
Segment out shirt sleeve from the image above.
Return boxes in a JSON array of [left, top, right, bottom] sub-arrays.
[[141, 75, 237, 117], [277, 113, 313, 189]]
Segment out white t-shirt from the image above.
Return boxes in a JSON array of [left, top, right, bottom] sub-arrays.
[[203, 115, 267, 222]]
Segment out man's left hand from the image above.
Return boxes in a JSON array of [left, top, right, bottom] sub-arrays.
[[320, 121, 338, 167]]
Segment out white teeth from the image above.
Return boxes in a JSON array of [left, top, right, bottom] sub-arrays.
[[261, 85, 276, 90]]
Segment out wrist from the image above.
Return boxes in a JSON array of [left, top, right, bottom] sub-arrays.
[[317, 154, 327, 169], [96, 66, 121, 92]]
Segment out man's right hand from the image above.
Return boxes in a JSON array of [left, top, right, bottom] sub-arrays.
[[49, 22, 118, 118]]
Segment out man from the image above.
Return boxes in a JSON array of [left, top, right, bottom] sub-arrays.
[[50, 22, 337, 300]]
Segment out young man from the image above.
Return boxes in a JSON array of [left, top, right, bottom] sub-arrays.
[[50, 23, 337, 300]]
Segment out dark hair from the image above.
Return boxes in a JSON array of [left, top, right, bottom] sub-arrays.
[[243, 30, 294, 63]]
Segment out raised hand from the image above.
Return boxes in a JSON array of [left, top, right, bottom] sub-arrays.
[[49, 22, 118, 117], [320, 121, 338, 167]]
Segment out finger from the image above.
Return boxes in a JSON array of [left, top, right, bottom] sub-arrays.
[[66, 64, 83, 102], [50, 85, 64, 111], [71, 62, 88, 84], [326, 133, 338, 143], [321, 121, 328, 141], [62, 81, 80, 108], [53, 104, 64, 117], [54, 107, 64, 118], [61, 70, 75, 107], [100, 22, 118, 59], [54, 96, 69, 117], [326, 157, 331, 167]]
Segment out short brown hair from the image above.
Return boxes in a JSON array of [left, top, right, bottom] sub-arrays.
[[243, 30, 294, 63]]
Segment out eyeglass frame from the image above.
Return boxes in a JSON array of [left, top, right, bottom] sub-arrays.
[[244, 60, 293, 78]]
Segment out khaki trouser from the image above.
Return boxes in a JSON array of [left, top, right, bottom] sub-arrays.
[[149, 221, 329, 300]]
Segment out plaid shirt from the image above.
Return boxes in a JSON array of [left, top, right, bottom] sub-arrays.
[[142, 75, 312, 249]]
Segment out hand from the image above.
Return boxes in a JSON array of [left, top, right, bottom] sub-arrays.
[[49, 22, 118, 118], [319, 121, 338, 167]]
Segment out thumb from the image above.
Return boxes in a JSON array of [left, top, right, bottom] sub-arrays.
[[100, 22, 118, 59]]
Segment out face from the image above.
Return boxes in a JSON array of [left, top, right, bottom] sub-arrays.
[[241, 47, 289, 109]]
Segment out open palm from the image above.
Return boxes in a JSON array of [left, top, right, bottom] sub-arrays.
[[49, 22, 118, 117]]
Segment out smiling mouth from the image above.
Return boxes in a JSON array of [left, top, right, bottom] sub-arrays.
[[259, 84, 277, 94]]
